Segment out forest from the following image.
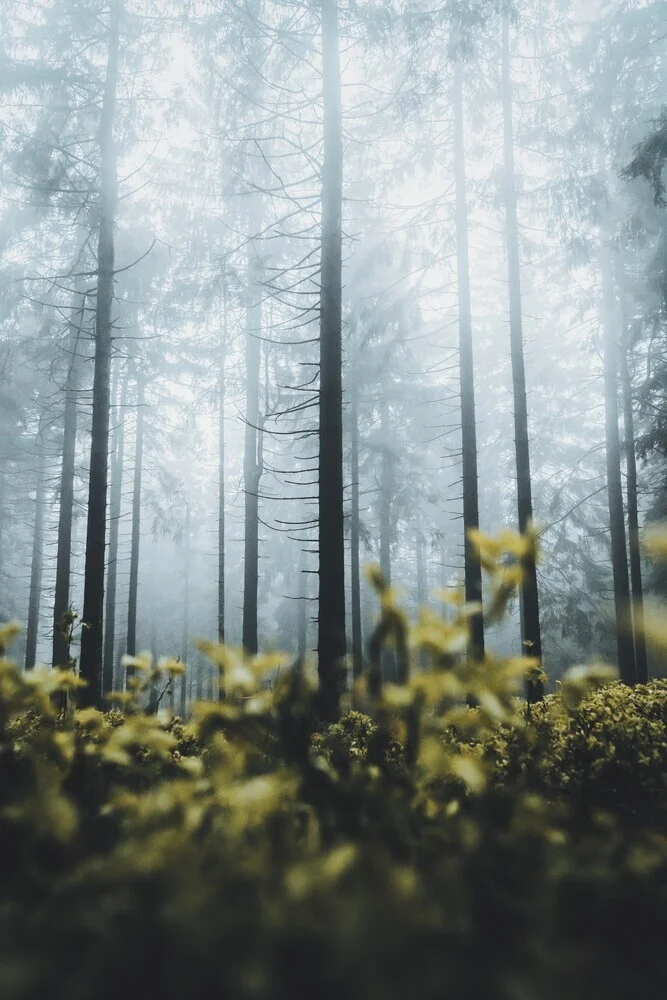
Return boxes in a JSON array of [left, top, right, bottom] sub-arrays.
[[2, 1, 667, 998]]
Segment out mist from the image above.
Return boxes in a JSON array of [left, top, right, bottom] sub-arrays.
[[2, 0, 665, 711]]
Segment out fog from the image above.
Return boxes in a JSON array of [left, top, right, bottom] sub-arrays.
[[1, 0, 664, 710]]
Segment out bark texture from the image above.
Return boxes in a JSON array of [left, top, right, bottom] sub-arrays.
[[502, 16, 543, 701], [453, 56, 484, 663], [317, 0, 346, 719], [79, 0, 121, 706]]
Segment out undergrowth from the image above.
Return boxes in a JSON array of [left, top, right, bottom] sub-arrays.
[[0, 527, 666, 1000]]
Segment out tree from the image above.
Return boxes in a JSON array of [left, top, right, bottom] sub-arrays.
[[52, 313, 83, 668], [453, 53, 485, 663], [25, 439, 46, 670], [242, 224, 263, 655], [79, 0, 122, 707], [103, 367, 128, 691], [126, 368, 145, 659], [501, 12, 543, 700], [317, 0, 345, 720], [601, 245, 636, 685]]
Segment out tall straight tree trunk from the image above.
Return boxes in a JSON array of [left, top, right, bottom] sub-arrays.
[[297, 544, 308, 660], [416, 528, 426, 609], [453, 56, 484, 662], [379, 396, 396, 682], [620, 326, 649, 683], [52, 329, 80, 668], [501, 16, 543, 702], [317, 0, 345, 720], [0, 470, 5, 614], [242, 226, 262, 655], [218, 305, 226, 645], [601, 251, 636, 684], [79, 0, 121, 706], [103, 370, 127, 692], [350, 357, 363, 679], [126, 371, 144, 658], [179, 501, 190, 716], [25, 444, 46, 670], [379, 398, 393, 587]]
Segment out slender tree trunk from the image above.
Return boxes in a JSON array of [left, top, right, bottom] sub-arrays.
[[379, 397, 397, 683], [297, 545, 308, 660], [103, 370, 127, 691], [416, 528, 426, 609], [218, 307, 226, 645], [242, 223, 262, 654], [350, 357, 363, 678], [79, 0, 121, 706], [601, 250, 636, 684], [620, 326, 649, 684], [25, 444, 46, 670], [317, 0, 345, 720], [440, 536, 449, 621], [501, 16, 543, 701], [179, 501, 190, 716], [52, 329, 80, 668], [0, 470, 5, 615], [379, 398, 393, 587], [126, 371, 144, 658], [453, 56, 484, 662]]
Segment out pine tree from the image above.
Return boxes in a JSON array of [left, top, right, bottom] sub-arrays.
[[317, 0, 346, 719]]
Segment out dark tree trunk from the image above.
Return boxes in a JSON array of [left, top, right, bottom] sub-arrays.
[[0, 471, 5, 615], [218, 309, 226, 645], [350, 356, 362, 679], [501, 16, 543, 702], [79, 0, 121, 706], [242, 231, 262, 655], [298, 562, 308, 662], [52, 329, 80, 668], [416, 528, 426, 610], [453, 56, 484, 662], [379, 398, 393, 587], [620, 325, 649, 684], [317, 0, 345, 720], [379, 397, 397, 683], [126, 371, 144, 658], [103, 370, 127, 692], [601, 252, 636, 684], [179, 501, 190, 717], [25, 444, 46, 670]]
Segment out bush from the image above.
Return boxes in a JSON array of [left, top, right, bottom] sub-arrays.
[[485, 679, 667, 822], [0, 534, 666, 1000]]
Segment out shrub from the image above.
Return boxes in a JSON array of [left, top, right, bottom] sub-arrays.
[[0, 533, 666, 1000]]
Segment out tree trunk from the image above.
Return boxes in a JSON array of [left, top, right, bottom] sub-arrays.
[[620, 324, 649, 684], [317, 0, 346, 720], [25, 444, 46, 670], [379, 397, 397, 683], [416, 528, 426, 610], [0, 471, 5, 618], [601, 251, 636, 684], [103, 369, 127, 692], [179, 501, 190, 717], [79, 0, 121, 706], [379, 398, 393, 587], [298, 545, 308, 661], [218, 307, 226, 646], [350, 355, 363, 679], [501, 16, 543, 701], [52, 327, 80, 668], [126, 371, 144, 658], [453, 56, 484, 663], [242, 226, 262, 655]]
